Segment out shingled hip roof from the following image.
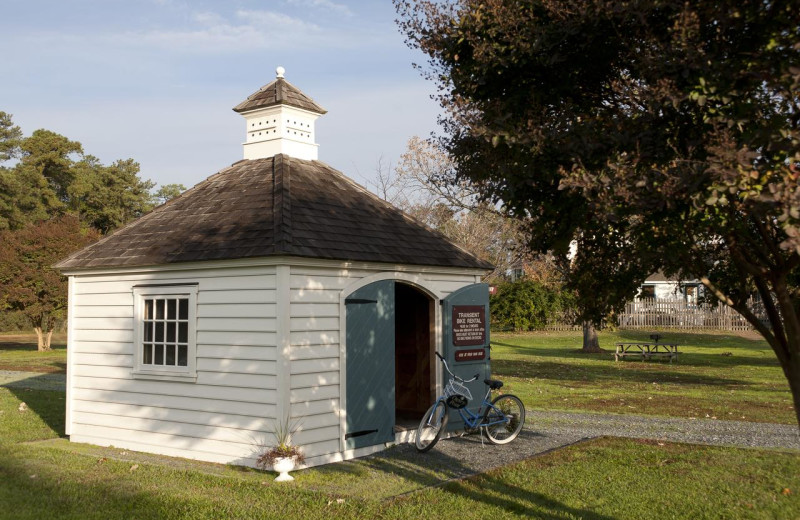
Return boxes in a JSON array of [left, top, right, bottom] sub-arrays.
[[55, 156, 493, 271], [233, 77, 326, 114]]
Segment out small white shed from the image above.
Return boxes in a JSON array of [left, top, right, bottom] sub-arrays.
[[55, 69, 492, 468]]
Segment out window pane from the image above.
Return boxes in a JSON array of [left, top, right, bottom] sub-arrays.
[[144, 299, 153, 320], [143, 344, 152, 364], [166, 322, 176, 343], [166, 344, 176, 365], [167, 299, 176, 320], [144, 322, 153, 342], [178, 322, 188, 343], [155, 322, 164, 342], [179, 299, 188, 320], [155, 344, 164, 365], [156, 299, 165, 319], [178, 345, 188, 366]]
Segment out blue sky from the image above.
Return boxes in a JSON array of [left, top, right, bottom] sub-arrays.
[[1, 0, 440, 189]]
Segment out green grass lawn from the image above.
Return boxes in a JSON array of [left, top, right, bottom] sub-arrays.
[[0, 329, 796, 424], [491, 330, 796, 424], [1, 387, 798, 519], [0, 333, 67, 373]]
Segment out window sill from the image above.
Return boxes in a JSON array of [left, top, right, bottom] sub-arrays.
[[132, 370, 197, 383]]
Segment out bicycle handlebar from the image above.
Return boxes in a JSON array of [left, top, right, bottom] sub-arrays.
[[435, 352, 479, 383]]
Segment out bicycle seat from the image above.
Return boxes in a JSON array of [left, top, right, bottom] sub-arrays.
[[484, 379, 503, 390]]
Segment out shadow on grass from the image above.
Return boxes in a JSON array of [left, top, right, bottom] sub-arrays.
[[492, 340, 779, 370], [5, 375, 67, 437], [492, 358, 750, 387], [311, 433, 612, 519]]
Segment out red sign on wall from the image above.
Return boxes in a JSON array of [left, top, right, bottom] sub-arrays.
[[455, 348, 486, 362], [452, 305, 486, 346]]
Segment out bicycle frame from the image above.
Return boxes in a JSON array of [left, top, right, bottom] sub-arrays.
[[434, 353, 509, 430]]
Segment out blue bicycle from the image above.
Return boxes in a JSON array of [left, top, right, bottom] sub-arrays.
[[415, 352, 525, 452]]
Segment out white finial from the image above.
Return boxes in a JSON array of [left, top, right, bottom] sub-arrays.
[[276, 66, 285, 79]]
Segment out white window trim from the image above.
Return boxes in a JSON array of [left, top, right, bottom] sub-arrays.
[[132, 285, 198, 382]]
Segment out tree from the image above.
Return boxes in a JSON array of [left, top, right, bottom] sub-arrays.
[[0, 111, 22, 162], [0, 216, 99, 350], [68, 157, 156, 233], [369, 137, 526, 281], [152, 183, 187, 206], [396, 1, 800, 426]]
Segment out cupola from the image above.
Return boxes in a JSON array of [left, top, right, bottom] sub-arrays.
[[233, 67, 326, 161]]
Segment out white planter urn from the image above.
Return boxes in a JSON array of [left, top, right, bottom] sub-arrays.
[[273, 456, 296, 482]]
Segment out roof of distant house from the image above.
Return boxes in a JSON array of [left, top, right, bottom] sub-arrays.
[[55, 155, 492, 271]]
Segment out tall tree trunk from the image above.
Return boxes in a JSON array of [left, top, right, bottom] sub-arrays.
[[581, 321, 601, 353], [34, 327, 53, 351]]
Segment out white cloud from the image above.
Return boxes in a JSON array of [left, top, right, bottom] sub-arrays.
[[107, 9, 365, 53], [286, 0, 353, 17]]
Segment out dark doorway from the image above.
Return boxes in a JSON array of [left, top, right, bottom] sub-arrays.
[[394, 283, 434, 424]]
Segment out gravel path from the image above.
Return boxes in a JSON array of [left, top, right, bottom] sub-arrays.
[[0, 370, 66, 392], [367, 410, 800, 483]]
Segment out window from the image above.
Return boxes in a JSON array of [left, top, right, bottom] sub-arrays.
[[133, 285, 197, 381], [640, 285, 656, 299]]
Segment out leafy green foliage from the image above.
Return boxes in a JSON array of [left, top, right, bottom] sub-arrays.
[[490, 280, 576, 331], [396, 0, 800, 427], [151, 183, 186, 206]]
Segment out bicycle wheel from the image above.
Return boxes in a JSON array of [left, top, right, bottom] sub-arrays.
[[415, 400, 448, 452], [483, 394, 525, 445]]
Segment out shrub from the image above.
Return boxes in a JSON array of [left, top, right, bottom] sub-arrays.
[[490, 280, 577, 331]]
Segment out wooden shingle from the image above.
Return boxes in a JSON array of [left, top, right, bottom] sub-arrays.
[[56, 156, 492, 271]]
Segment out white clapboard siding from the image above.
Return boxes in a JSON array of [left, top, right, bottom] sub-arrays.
[[290, 371, 340, 389], [72, 306, 133, 318], [197, 331, 277, 347], [198, 289, 276, 305], [72, 388, 276, 418], [291, 399, 338, 418], [73, 352, 132, 368], [71, 341, 132, 355], [70, 292, 133, 306], [69, 433, 258, 466], [289, 316, 338, 331], [73, 376, 276, 404], [290, 288, 339, 303], [289, 385, 339, 403], [290, 331, 338, 347], [297, 439, 340, 459], [198, 317, 277, 333], [291, 303, 339, 318], [197, 372, 277, 389], [196, 358, 276, 375], [292, 425, 339, 446], [291, 358, 338, 375], [76, 275, 276, 293], [72, 411, 273, 447], [290, 345, 339, 361], [71, 401, 270, 434], [73, 317, 133, 331], [293, 412, 339, 431], [197, 345, 277, 361], [69, 424, 263, 459], [197, 304, 276, 318], [72, 329, 134, 342]]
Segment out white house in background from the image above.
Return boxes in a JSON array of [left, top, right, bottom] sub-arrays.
[[638, 272, 704, 303], [55, 69, 493, 469]]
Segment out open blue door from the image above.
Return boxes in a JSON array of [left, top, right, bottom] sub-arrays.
[[345, 281, 395, 449], [441, 283, 491, 429]]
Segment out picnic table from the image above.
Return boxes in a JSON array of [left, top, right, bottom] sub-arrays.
[[614, 334, 679, 363]]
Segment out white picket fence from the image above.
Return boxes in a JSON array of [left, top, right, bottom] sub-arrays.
[[617, 297, 765, 331]]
